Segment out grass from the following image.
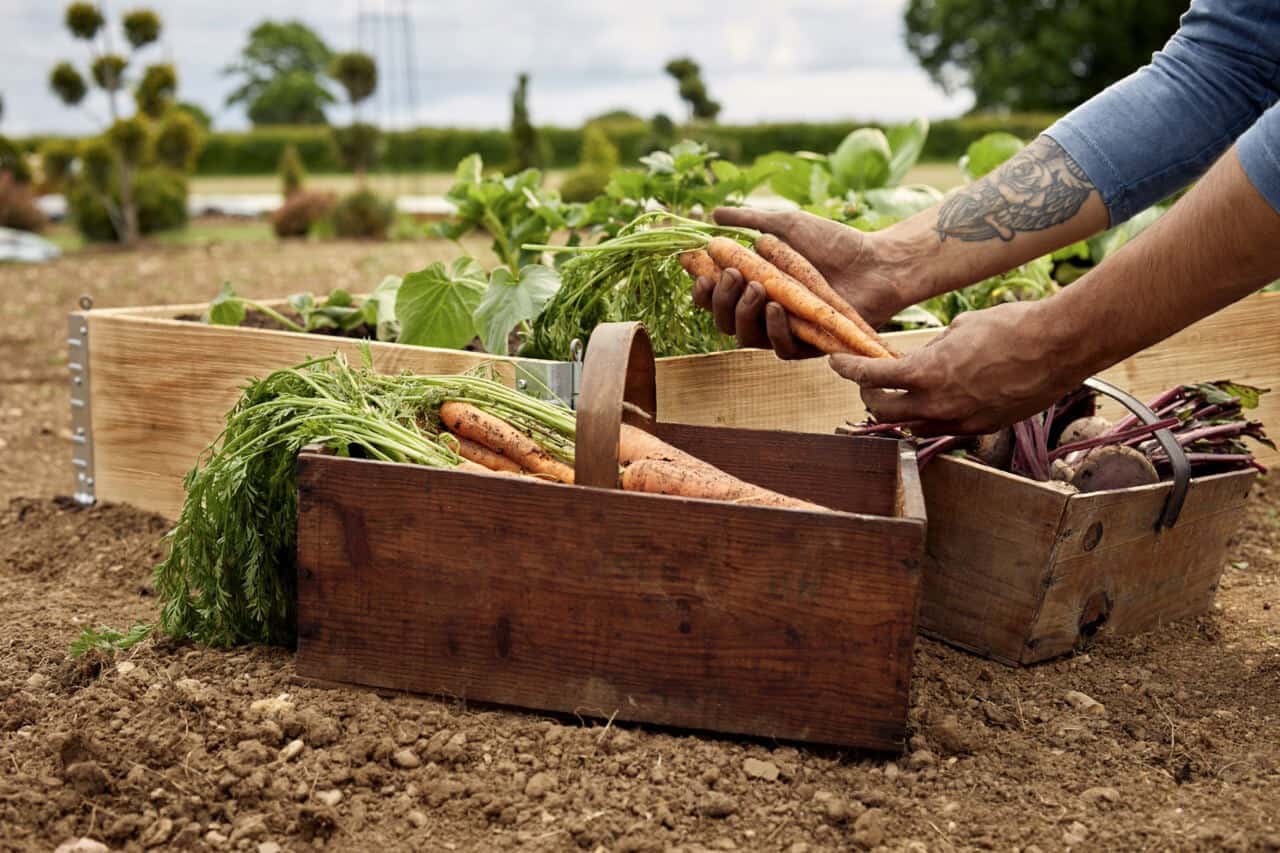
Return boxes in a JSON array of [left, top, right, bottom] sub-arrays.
[[45, 217, 275, 253]]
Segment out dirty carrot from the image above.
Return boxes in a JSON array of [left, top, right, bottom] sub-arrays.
[[753, 233, 896, 356], [450, 435, 525, 474], [621, 457, 823, 510], [679, 250, 721, 281], [706, 237, 893, 359], [440, 401, 575, 483], [788, 317, 854, 354]]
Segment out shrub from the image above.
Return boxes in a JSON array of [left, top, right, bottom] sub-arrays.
[[278, 143, 305, 197], [558, 168, 610, 203], [68, 167, 187, 242], [331, 189, 393, 239], [39, 139, 78, 190], [559, 124, 619, 202], [0, 172, 47, 232], [153, 110, 204, 171], [0, 135, 33, 184], [271, 189, 334, 238]]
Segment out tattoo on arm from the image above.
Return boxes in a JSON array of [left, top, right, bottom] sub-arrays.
[[936, 136, 1096, 242]]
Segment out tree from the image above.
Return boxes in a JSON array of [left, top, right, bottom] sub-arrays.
[[47, 2, 175, 244], [664, 57, 721, 121], [224, 20, 335, 125], [509, 72, 543, 172], [329, 51, 379, 179], [904, 0, 1186, 112]]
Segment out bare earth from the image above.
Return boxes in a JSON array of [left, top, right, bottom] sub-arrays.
[[1, 237, 1278, 852]]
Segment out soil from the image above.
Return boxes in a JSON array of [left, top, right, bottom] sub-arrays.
[[3, 236, 1280, 852]]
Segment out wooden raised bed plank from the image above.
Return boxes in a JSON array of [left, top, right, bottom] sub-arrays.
[[295, 438, 925, 751], [83, 291, 1280, 518]]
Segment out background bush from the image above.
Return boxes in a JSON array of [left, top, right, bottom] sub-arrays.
[[68, 167, 187, 242], [0, 172, 47, 232], [331, 188, 392, 239], [271, 189, 334, 238]]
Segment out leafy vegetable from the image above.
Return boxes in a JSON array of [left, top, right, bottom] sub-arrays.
[[830, 128, 892, 191], [206, 283, 304, 333], [473, 264, 560, 356], [395, 257, 488, 349], [960, 132, 1025, 180]]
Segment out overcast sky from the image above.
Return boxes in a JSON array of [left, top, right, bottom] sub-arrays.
[[3, 0, 974, 135]]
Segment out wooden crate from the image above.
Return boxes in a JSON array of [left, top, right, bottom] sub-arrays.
[[918, 442, 1257, 666], [294, 323, 927, 750], [74, 291, 1280, 518]]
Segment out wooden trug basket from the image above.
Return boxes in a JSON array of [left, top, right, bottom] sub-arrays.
[[917, 378, 1258, 665], [294, 322, 927, 751]]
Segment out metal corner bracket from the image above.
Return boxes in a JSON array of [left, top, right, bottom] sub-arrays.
[[68, 295, 95, 505]]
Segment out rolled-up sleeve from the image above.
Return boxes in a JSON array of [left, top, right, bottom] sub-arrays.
[[1045, 0, 1280, 225]]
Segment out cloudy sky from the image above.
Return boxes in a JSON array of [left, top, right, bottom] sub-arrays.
[[3, 0, 974, 135]]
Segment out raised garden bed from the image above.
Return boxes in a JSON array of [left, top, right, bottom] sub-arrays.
[[69, 291, 1280, 519]]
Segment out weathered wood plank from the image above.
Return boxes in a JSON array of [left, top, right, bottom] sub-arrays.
[[915, 456, 1073, 664], [1020, 470, 1255, 662], [295, 450, 924, 751]]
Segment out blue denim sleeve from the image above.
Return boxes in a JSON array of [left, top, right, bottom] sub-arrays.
[[1044, 0, 1280, 225], [1237, 102, 1280, 211]]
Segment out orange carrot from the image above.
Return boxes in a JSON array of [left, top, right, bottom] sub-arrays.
[[707, 237, 893, 360], [617, 424, 825, 510], [454, 458, 521, 477], [621, 457, 823, 510], [440, 401, 575, 483], [679, 249, 721, 281], [754, 233, 897, 356], [451, 435, 525, 474], [788, 317, 854, 355]]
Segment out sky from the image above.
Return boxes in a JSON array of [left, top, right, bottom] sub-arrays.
[[2, 0, 975, 135]]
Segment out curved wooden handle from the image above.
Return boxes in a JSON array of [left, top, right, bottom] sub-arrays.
[[574, 322, 658, 489]]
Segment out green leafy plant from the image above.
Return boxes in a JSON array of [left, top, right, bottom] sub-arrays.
[[395, 257, 489, 349], [278, 142, 306, 197], [331, 188, 393, 239], [474, 264, 561, 355], [432, 153, 568, 271]]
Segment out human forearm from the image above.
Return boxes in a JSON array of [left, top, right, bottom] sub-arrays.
[[875, 135, 1109, 303], [1030, 145, 1280, 382]]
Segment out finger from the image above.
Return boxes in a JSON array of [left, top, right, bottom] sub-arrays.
[[711, 268, 746, 335], [828, 354, 923, 390], [712, 207, 794, 238], [735, 283, 770, 349], [691, 275, 715, 311], [764, 303, 820, 360], [860, 387, 928, 424]]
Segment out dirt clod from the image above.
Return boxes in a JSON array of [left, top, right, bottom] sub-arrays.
[[742, 757, 780, 781]]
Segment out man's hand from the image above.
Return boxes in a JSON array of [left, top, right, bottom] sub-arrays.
[[691, 208, 912, 357], [830, 300, 1083, 435]]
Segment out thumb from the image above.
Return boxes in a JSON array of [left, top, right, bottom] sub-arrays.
[[713, 206, 795, 236], [828, 354, 921, 390]]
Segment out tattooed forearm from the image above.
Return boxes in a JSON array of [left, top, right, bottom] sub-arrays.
[[937, 136, 1096, 242]]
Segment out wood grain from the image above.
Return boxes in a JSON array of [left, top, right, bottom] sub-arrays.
[[295, 444, 925, 751], [917, 455, 1255, 665]]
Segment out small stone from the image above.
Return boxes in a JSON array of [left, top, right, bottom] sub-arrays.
[[54, 839, 109, 853], [1064, 690, 1106, 715], [115, 661, 137, 676], [139, 817, 174, 848], [407, 810, 428, 828], [204, 830, 229, 847], [249, 694, 295, 718], [316, 789, 343, 807], [392, 748, 421, 769], [930, 715, 979, 755], [1081, 786, 1120, 805], [25, 672, 49, 689], [820, 797, 851, 824], [906, 749, 936, 770], [64, 762, 111, 796], [279, 739, 304, 762], [743, 757, 780, 781], [1063, 820, 1089, 846], [524, 771, 557, 798], [699, 792, 738, 819], [174, 678, 210, 704], [712, 839, 737, 851], [787, 844, 811, 853], [853, 807, 886, 849], [883, 762, 900, 780], [257, 843, 282, 853], [229, 814, 268, 844]]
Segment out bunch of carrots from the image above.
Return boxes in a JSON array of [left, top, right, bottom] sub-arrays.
[[439, 400, 818, 510], [527, 212, 896, 360]]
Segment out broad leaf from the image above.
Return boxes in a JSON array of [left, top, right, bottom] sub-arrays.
[[830, 128, 892, 191], [363, 275, 402, 342], [474, 264, 561, 355], [455, 153, 483, 184], [885, 117, 929, 187], [207, 283, 246, 326], [606, 170, 647, 201], [961, 132, 1024, 181], [1088, 205, 1164, 262], [862, 185, 943, 219], [758, 152, 817, 204], [395, 257, 487, 349], [639, 150, 675, 175]]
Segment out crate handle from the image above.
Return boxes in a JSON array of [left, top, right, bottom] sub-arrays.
[[1082, 376, 1190, 529], [574, 321, 658, 489]]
